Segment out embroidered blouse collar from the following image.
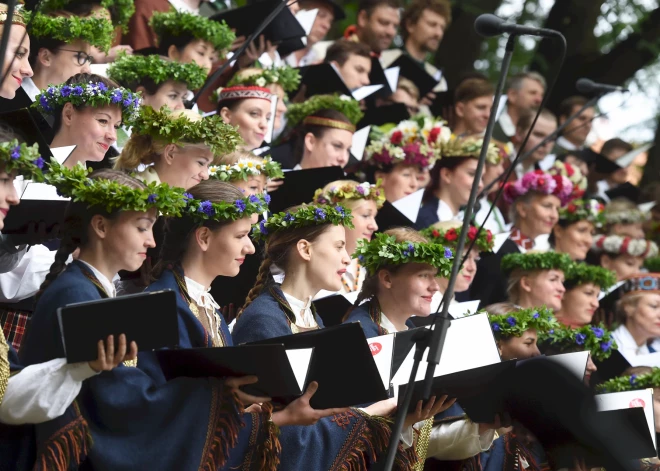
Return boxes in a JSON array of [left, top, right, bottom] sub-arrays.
[[509, 227, 534, 252], [185, 276, 220, 312], [282, 290, 317, 328]]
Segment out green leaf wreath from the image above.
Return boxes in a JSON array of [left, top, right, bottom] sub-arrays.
[[644, 257, 660, 273], [559, 199, 606, 226], [564, 263, 617, 291], [228, 65, 301, 92], [28, 12, 114, 52], [252, 204, 353, 242], [35, 0, 135, 32], [150, 9, 235, 54], [538, 324, 616, 362], [286, 94, 364, 129], [0, 140, 46, 182], [130, 106, 243, 157], [354, 232, 454, 277], [500, 252, 573, 275], [420, 224, 494, 253], [485, 306, 559, 339], [182, 192, 269, 223], [598, 368, 660, 393], [107, 53, 207, 91]]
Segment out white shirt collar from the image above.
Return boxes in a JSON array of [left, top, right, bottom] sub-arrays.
[[284, 48, 317, 68], [436, 199, 459, 223], [184, 276, 220, 312], [498, 109, 516, 138], [282, 291, 318, 328], [168, 0, 199, 13], [292, 163, 302, 170], [613, 324, 650, 359], [21, 77, 39, 102], [77, 260, 116, 298], [556, 136, 579, 151]]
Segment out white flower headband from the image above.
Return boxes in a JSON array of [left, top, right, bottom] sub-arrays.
[[592, 234, 658, 259]]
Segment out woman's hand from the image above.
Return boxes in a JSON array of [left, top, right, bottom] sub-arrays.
[[237, 35, 274, 69], [362, 397, 397, 417], [266, 179, 284, 193], [477, 412, 512, 435], [224, 375, 272, 406], [88, 334, 137, 372], [404, 395, 456, 428], [272, 381, 349, 427]]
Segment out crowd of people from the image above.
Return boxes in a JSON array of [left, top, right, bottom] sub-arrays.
[[0, 0, 659, 469]]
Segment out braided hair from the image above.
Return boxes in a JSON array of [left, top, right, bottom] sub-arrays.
[[36, 169, 146, 300]]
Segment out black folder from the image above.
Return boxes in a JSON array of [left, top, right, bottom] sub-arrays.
[[312, 294, 353, 327], [358, 103, 410, 127], [290, 63, 352, 99], [387, 54, 439, 98], [2, 198, 68, 244], [58, 290, 179, 363], [156, 344, 309, 401], [375, 200, 414, 233], [269, 166, 345, 213], [247, 322, 388, 409]]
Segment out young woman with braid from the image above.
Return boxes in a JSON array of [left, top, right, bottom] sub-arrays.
[[20, 167, 268, 470]]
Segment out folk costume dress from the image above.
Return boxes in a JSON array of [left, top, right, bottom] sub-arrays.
[[233, 285, 420, 471], [21, 261, 262, 471]]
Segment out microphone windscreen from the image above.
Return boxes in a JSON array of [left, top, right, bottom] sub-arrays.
[[575, 78, 595, 94], [474, 14, 504, 37]]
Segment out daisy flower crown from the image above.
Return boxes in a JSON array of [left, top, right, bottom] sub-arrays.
[[503, 169, 574, 206], [486, 306, 558, 339], [420, 224, 494, 253], [209, 156, 284, 182], [592, 234, 659, 259], [441, 135, 500, 165], [597, 368, 660, 393], [548, 161, 586, 200], [251, 204, 353, 242], [538, 324, 616, 362], [604, 207, 651, 225], [564, 263, 617, 291], [44, 160, 187, 216], [313, 180, 386, 209], [182, 192, 269, 224], [107, 53, 207, 92], [354, 232, 454, 277], [559, 199, 606, 226], [0, 140, 46, 182], [28, 12, 114, 52], [228, 65, 301, 93], [34, 81, 141, 124], [501, 252, 573, 275]]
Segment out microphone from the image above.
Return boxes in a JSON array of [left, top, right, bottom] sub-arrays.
[[576, 78, 629, 95], [474, 14, 560, 38]]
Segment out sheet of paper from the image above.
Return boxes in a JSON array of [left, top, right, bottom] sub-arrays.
[[296, 8, 317, 35], [384, 67, 400, 92], [493, 232, 511, 253], [350, 126, 370, 161], [352, 84, 383, 101], [392, 189, 424, 223], [264, 95, 278, 144], [285, 348, 314, 390], [595, 389, 656, 449], [546, 351, 588, 381], [22, 182, 69, 201], [448, 300, 480, 319], [50, 145, 76, 165], [599, 280, 624, 301], [367, 333, 395, 390]]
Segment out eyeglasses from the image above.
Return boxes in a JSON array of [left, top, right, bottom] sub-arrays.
[[57, 49, 94, 66]]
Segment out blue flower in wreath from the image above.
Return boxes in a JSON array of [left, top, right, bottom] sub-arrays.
[[147, 194, 157, 203], [111, 90, 123, 104], [259, 219, 268, 235], [358, 254, 364, 262], [630, 374, 637, 386], [10, 146, 20, 160], [591, 327, 604, 338], [402, 243, 414, 257], [575, 333, 587, 345], [47, 87, 56, 96], [98, 82, 108, 92], [39, 95, 51, 112], [506, 316, 516, 327], [72, 86, 84, 96], [183, 192, 193, 201], [314, 208, 326, 221], [284, 212, 295, 223], [34, 157, 45, 169], [122, 96, 133, 107], [264, 194, 271, 204], [444, 247, 453, 258], [199, 200, 214, 216], [335, 205, 345, 217], [235, 199, 246, 213], [600, 340, 613, 352], [532, 312, 540, 319], [492, 322, 500, 332], [248, 195, 260, 205], [61, 85, 72, 97]]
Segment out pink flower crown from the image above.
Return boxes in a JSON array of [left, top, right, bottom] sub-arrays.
[[503, 169, 574, 206]]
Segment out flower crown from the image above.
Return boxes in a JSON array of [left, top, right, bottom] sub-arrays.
[[441, 135, 500, 165], [252, 204, 353, 242], [564, 263, 617, 291], [365, 117, 449, 170], [34, 81, 141, 123], [182, 192, 269, 223], [597, 368, 660, 393], [130, 106, 242, 157], [36, 0, 135, 32], [486, 306, 559, 339], [491, 139, 514, 165], [286, 94, 363, 129], [29, 12, 114, 52], [44, 160, 187, 216], [501, 251, 572, 275], [209, 156, 284, 182], [0, 3, 28, 27], [548, 161, 586, 200], [503, 169, 574, 206], [107, 54, 207, 92], [592, 234, 659, 259], [354, 232, 454, 277], [604, 207, 651, 225], [420, 224, 494, 253], [151, 9, 235, 53], [313, 180, 386, 209], [0, 140, 45, 181], [559, 199, 606, 226], [228, 65, 301, 93], [539, 324, 616, 362]]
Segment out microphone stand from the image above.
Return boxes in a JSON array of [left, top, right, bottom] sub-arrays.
[[380, 33, 520, 471]]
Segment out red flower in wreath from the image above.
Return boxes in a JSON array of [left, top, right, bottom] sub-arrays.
[[444, 228, 458, 241], [564, 163, 574, 177], [567, 203, 577, 213], [428, 127, 440, 143], [390, 131, 403, 145], [486, 230, 493, 243], [467, 226, 478, 240], [432, 229, 440, 238], [538, 177, 545, 186]]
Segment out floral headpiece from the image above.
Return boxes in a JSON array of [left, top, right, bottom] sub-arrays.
[[503, 169, 574, 206], [130, 106, 242, 157], [36, 0, 135, 32], [604, 207, 651, 225], [29, 12, 114, 52], [107, 54, 207, 92], [620, 274, 660, 298], [597, 368, 660, 393], [440, 135, 500, 165], [0, 140, 45, 181], [364, 117, 450, 170], [501, 251, 572, 275], [548, 161, 586, 200], [559, 199, 606, 226], [0, 3, 28, 27], [209, 156, 284, 182], [539, 324, 616, 361], [217, 86, 272, 104], [182, 192, 269, 224], [151, 9, 235, 53], [252, 204, 353, 242], [44, 160, 187, 216], [564, 263, 617, 291], [420, 224, 494, 253], [313, 180, 386, 209], [34, 81, 141, 123], [592, 234, 658, 259], [354, 232, 454, 277], [486, 306, 558, 339], [491, 139, 514, 166], [286, 94, 363, 129], [228, 65, 301, 93]]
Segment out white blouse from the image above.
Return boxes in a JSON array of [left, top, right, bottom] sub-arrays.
[[185, 276, 224, 345], [613, 324, 651, 360], [77, 260, 116, 298], [282, 291, 318, 328]]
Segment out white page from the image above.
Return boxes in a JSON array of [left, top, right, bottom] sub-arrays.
[[599, 280, 624, 301], [384, 67, 400, 92], [296, 8, 318, 35], [448, 300, 480, 319], [639, 201, 656, 213], [628, 352, 660, 368], [352, 84, 383, 101], [264, 95, 278, 144], [90, 63, 109, 78], [285, 348, 314, 391], [493, 232, 511, 253], [50, 145, 76, 165], [391, 313, 500, 387], [392, 189, 424, 223], [202, 110, 218, 117], [367, 333, 395, 390], [22, 182, 69, 201], [350, 126, 370, 161], [595, 389, 656, 449], [546, 351, 588, 381], [616, 143, 652, 168]]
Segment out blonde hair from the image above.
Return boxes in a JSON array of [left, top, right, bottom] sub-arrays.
[[429, 220, 462, 232], [319, 180, 375, 212], [505, 250, 548, 303], [615, 292, 645, 324], [114, 110, 213, 170], [218, 150, 265, 167], [483, 302, 518, 315]]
